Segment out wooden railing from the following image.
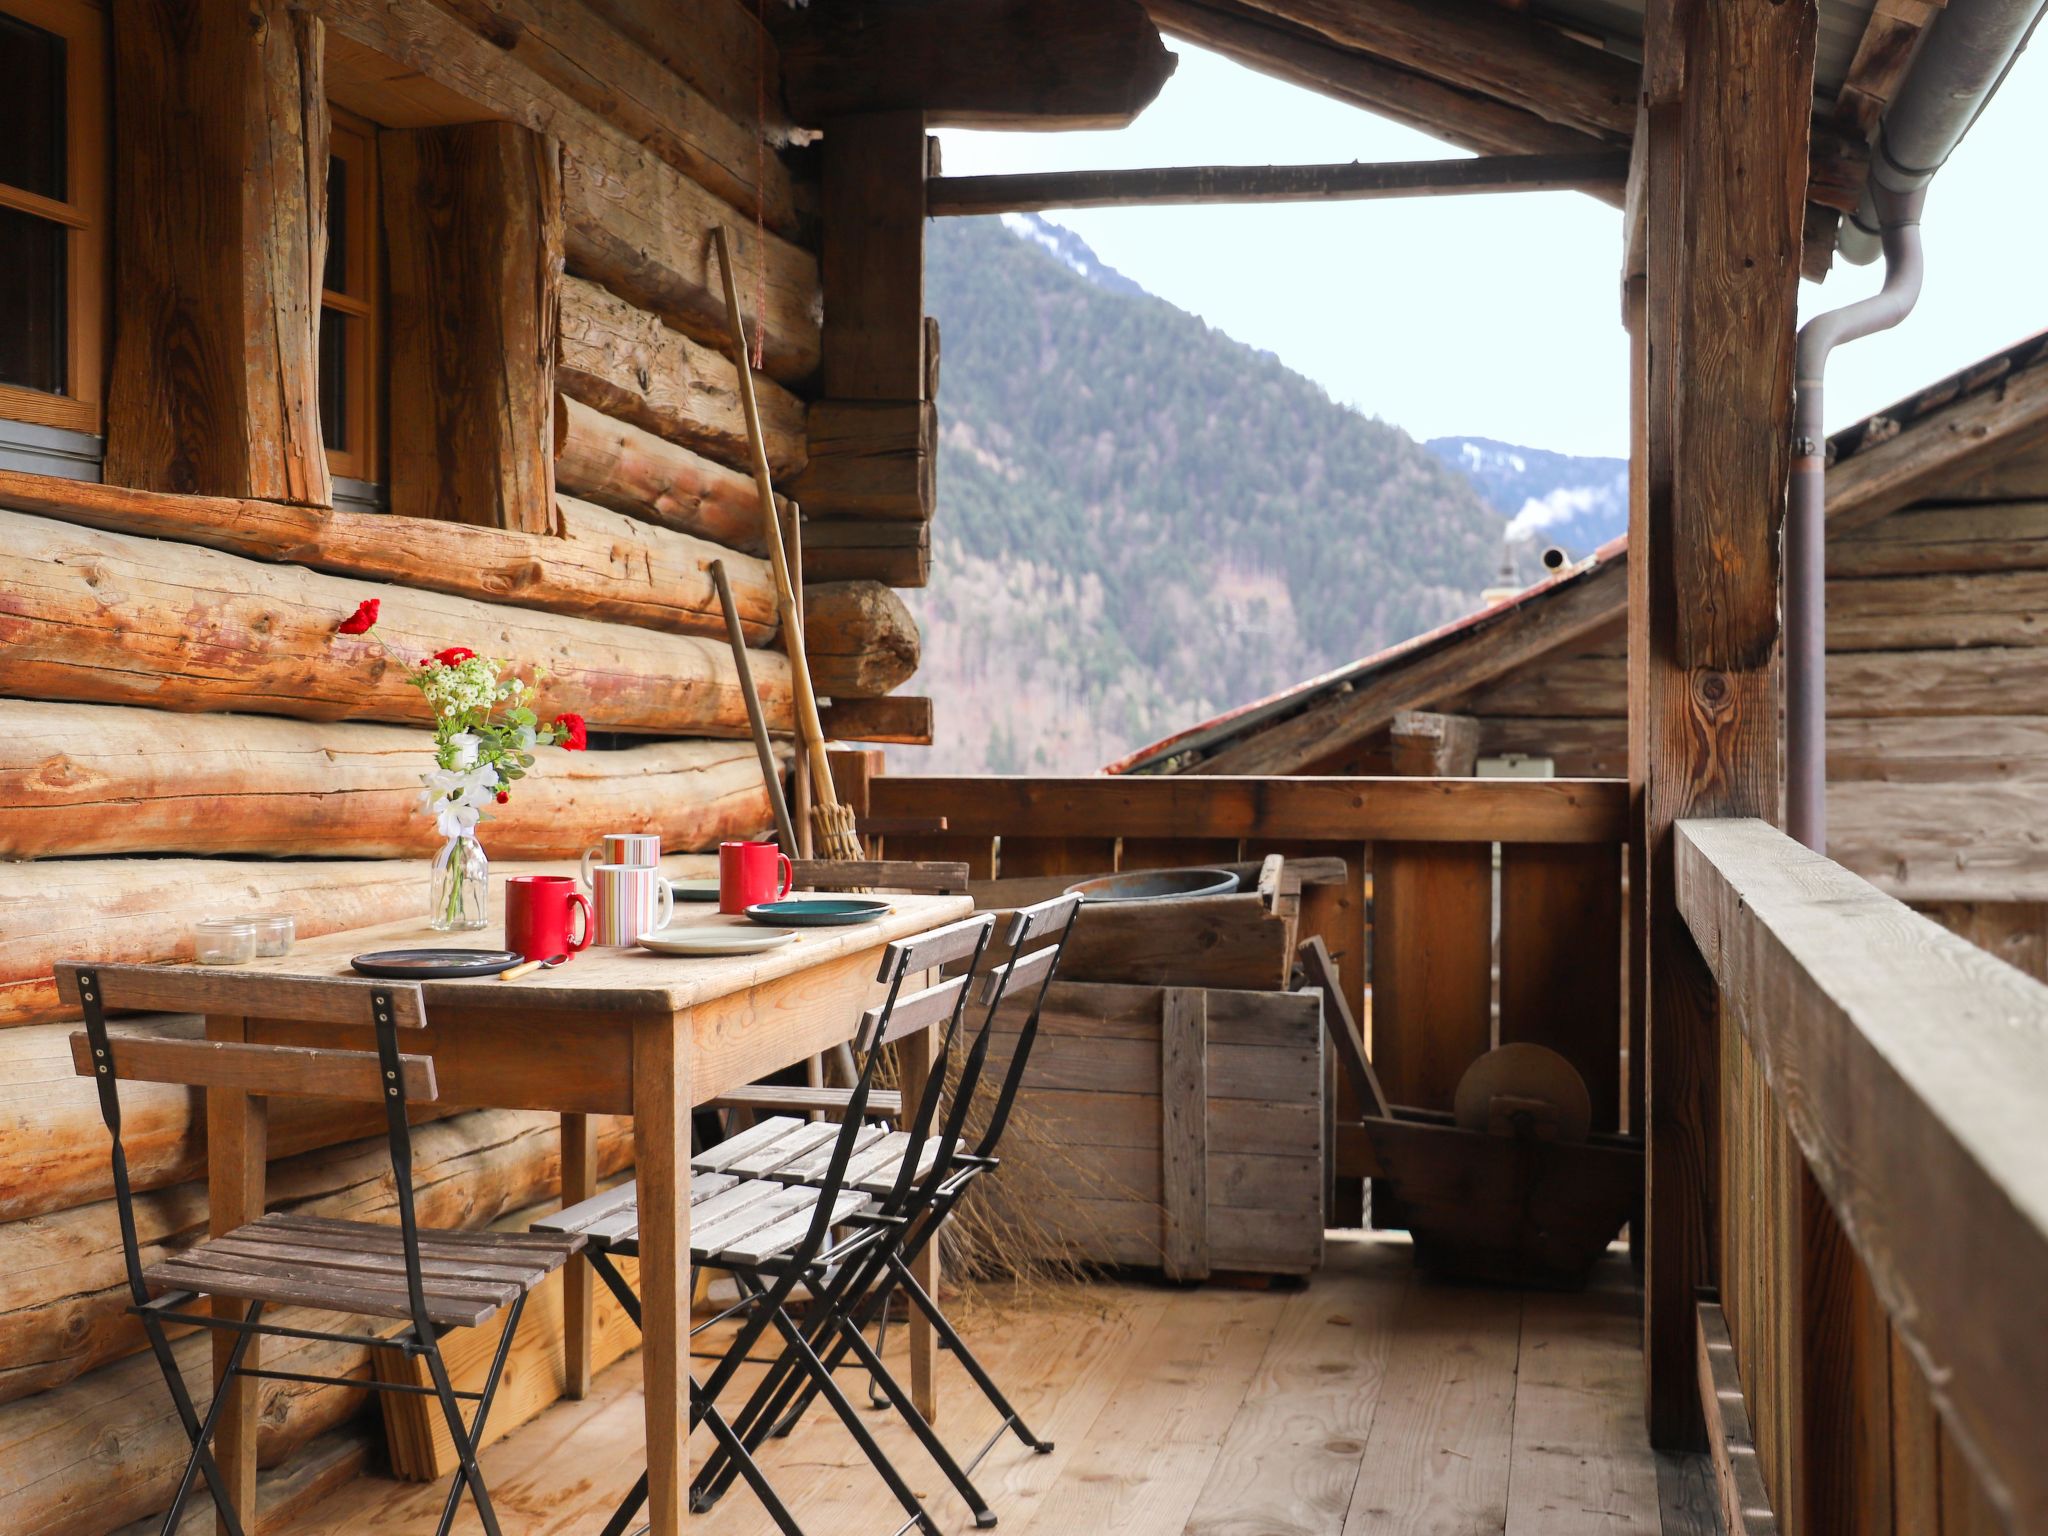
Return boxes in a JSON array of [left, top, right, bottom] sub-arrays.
[[864, 773, 1634, 1144], [1678, 819, 2048, 1535]]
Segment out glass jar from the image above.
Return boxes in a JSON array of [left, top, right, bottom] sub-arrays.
[[226, 914, 296, 957], [193, 919, 258, 966], [430, 832, 490, 931]]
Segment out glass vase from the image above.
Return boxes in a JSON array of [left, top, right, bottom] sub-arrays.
[[430, 832, 490, 931]]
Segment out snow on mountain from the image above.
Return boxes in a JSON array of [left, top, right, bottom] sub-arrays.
[[1426, 436, 1628, 559], [997, 212, 1150, 299]]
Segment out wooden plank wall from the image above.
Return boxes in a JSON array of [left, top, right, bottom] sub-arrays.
[[0, 1, 933, 1530], [1447, 493, 2048, 930]]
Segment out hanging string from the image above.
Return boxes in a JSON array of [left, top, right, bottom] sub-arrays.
[[751, 0, 769, 373]]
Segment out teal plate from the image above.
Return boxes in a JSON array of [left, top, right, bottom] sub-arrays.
[[745, 898, 891, 927], [671, 878, 721, 903]]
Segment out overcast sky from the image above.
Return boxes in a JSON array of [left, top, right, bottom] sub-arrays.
[[938, 40, 2048, 460]]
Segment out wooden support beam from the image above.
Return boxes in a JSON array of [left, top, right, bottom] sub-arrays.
[[381, 122, 563, 532], [1388, 711, 1479, 778], [1833, 0, 1944, 138], [105, 0, 330, 505], [1633, 0, 1813, 1449], [788, 400, 936, 521], [1234, 0, 1638, 141], [803, 582, 922, 699], [926, 151, 1629, 214], [1147, 0, 1621, 211], [870, 775, 1628, 844], [819, 695, 935, 746], [553, 395, 773, 553], [799, 518, 931, 587], [821, 112, 930, 402], [777, 0, 1176, 130]]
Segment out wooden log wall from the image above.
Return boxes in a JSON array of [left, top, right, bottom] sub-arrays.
[[0, 0, 932, 1523]]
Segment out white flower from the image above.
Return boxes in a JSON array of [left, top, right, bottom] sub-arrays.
[[445, 731, 480, 770]]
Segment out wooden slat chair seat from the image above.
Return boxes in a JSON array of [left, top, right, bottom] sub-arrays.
[[538, 1173, 872, 1270], [148, 1212, 580, 1328]]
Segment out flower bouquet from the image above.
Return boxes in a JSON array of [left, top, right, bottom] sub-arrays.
[[335, 599, 585, 929]]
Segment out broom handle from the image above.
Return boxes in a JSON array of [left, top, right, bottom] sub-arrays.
[[711, 227, 839, 798], [710, 558, 800, 852]]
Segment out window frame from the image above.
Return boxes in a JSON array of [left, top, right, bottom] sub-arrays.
[[321, 104, 382, 484], [0, 0, 107, 435]]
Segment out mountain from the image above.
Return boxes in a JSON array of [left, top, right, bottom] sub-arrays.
[[1426, 436, 1627, 564], [892, 214, 1503, 775]]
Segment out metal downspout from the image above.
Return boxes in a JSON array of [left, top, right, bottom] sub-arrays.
[[1788, 187, 1924, 853]]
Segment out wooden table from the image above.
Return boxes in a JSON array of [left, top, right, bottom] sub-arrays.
[[193, 889, 973, 1535]]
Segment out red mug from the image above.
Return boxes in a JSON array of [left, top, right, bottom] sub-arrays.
[[719, 840, 793, 915], [505, 874, 592, 962]]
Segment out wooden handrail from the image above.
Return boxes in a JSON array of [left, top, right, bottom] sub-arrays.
[[867, 775, 1626, 845], [1676, 817, 2048, 1529]]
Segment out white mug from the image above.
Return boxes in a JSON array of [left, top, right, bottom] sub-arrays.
[[591, 862, 675, 945], [581, 832, 661, 890]]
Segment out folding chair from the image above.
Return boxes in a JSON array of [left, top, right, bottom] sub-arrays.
[[695, 892, 1083, 1505], [59, 963, 582, 1536], [534, 912, 998, 1536]]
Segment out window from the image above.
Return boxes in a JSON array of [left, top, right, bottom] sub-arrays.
[[0, 0, 105, 434], [321, 107, 381, 484]]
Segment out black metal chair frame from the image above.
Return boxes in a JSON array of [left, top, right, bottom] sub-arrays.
[[73, 968, 527, 1536], [565, 913, 999, 1536], [694, 894, 1084, 1511]]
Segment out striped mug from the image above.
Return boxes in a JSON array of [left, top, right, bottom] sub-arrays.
[[590, 862, 675, 945], [581, 832, 661, 890]]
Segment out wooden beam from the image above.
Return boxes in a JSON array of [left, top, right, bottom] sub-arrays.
[[0, 700, 784, 862], [926, 151, 1629, 214], [803, 582, 922, 700], [820, 111, 929, 401], [776, 0, 1176, 130], [1388, 711, 1479, 778], [381, 122, 563, 532], [787, 400, 936, 521], [553, 394, 772, 553], [1235, 0, 1637, 141], [1678, 819, 2048, 1531], [1145, 0, 1622, 175], [104, 0, 329, 506], [869, 775, 1627, 844], [0, 507, 794, 737], [1696, 1301, 1782, 1534], [0, 468, 781, 643], [819, 695, 935, 746], [1634, 0, 1813, 1449], [577, 0, 792, 139], [1833, 0, 1943, 138], [799, 519, 931, 587], [1190, 555, 1626, 775]]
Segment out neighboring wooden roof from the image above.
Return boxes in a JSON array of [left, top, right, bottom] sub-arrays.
[[1110, 329, 2048, 777]]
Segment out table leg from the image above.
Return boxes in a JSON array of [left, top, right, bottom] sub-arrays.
[[894, 1010, 940, 1424], [561, 1112, 600, 1399], [634, 1017, 693, 1534], [206, 1015, 268, 1536]]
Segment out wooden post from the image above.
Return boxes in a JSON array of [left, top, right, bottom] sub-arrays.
[[381, 122, 564, 532], [1159, 987, 1210, 1281], [1633, 0, 1814, 1447], [105, 0, 331, 506]]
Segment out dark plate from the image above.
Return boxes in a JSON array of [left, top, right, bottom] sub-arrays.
[[671, 877, 721, 903], [351, 948, 525, 979], [745, 898, 891, 928]]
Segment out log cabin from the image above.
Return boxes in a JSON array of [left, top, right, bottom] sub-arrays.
[[1, 3, 2044, 1536]]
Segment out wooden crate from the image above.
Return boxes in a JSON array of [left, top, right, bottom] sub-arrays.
[[979, 978, 1325, 1279]]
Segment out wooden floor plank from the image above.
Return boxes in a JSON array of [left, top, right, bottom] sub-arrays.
[[1343, 1278, 1524, 1535], [1004, 1284, 1290, 1536], [1184, 1236, 1408, 1536], [257, 1233, 1682, 1536], [1505, 1252, 1663, 1533]]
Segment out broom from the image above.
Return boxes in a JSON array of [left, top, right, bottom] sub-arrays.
[[711, 226, 863, 863]]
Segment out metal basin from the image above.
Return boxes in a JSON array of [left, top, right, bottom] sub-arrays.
[[1063, 868, 1240, 904]]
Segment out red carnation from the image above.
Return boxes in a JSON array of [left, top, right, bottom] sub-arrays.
[[428, 646, 477, 667], [335, 598, 379, 635], [552, 712, 588, 751]]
